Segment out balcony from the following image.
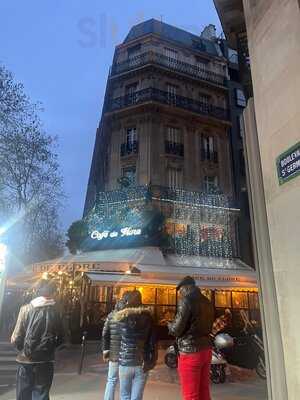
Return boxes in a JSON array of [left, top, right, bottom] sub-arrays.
[[201, 149, 218, 163], [110, 51, 227, 86], [120, 141, 139, 157], [165, 141, 184, 157], [108, 88, 229, 121]]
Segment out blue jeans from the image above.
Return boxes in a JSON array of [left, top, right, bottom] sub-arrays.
[[119, 365, 148, 400], [104, 361, 119, 400]]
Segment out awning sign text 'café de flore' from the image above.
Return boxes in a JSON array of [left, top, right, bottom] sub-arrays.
[[277, 142, 300, 185]]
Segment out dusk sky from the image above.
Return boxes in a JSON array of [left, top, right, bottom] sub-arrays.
[[0, 0, 221, 232]]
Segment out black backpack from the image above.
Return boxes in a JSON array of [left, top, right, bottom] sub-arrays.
[[24, 306, 58, 362]]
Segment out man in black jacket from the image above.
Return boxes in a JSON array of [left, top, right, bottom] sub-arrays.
[[168, 276, 214, 400], [102, 298, 126, 400], [113, 290, 156, 400], [11, 280, 63, 400]]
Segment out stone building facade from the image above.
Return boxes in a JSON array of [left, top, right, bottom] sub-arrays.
[[84, 18, 252, 265]]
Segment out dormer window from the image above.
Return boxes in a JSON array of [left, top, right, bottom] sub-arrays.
[[127, 44, 141, 58]]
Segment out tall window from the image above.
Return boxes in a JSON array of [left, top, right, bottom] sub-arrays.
[[228, 48, 238, 64], [203, 136, 214, 153], [167, 83, 177, 105], [126, 83, 138, 105], [204, 175, 218, 192], [128, 44, 141, 66], [126, 127, 137, 146], [165, 127, 183, 157], [122, 166, 136, 185], [202, 135, 217, 162], [168, 167, 183, 188], [166, 126, 181, 143], [165, 47, 178, 62], [199, 92, 211, 105], [235, 88, 246, 107]]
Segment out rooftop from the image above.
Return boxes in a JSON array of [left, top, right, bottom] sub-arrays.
[[123, 18, 222, 57]]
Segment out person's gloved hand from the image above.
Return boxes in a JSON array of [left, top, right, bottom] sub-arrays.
[[103, 351, 110, 363]]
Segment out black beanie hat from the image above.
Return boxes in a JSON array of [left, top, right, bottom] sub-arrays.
[[176, 276, 196, 291]]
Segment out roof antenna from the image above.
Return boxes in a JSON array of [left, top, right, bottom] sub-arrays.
[[160, 15, 163, 23]]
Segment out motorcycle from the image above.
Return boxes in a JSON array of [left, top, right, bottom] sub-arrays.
[[164, 333, 234, 384], [223, 311, 266, 380], [210, 347, 227, 384], [211, 333, 234, 384]]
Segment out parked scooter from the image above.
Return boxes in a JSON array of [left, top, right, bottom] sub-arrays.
[[164, 333, 234, 384], [211, 333, 234, 384], [223, 310, 266, 380]]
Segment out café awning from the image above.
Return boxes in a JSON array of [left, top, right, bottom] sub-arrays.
[[25, 246, 257, 289]]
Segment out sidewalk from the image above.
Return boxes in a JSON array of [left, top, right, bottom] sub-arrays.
[[0, 345, 267, 400], [0, 371, 267, 400]]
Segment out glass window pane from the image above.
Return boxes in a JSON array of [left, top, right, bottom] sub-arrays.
[[232, 292, 248, 309], [215, 291, 231, 308], [249, 292, 259, 309], [157, 287, 176, 305], [136, 287, 155, 304]]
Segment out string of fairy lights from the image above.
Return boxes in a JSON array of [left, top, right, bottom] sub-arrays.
[[85, 185, 238, 258]]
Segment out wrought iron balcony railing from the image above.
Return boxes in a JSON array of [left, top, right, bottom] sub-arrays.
[[201, 149, 218, 163], [110, 51, 227, 86], [108, 88, 229, 121], [120, 141, 139, 156], [165, 141, 184, 157]]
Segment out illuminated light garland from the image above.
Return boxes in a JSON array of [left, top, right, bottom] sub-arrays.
[[85, 185, 238, 258]]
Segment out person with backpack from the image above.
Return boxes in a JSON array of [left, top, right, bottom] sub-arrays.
[[168, 276, 214, 400], [11, 280, 63, 400]]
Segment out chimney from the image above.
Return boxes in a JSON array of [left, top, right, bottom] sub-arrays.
[[200, 24, 217, 40]]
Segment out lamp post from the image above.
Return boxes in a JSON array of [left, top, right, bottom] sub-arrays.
[[0, 242, 8, 322]]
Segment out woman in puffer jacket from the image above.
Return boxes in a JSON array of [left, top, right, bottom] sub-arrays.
[[102, 298, 126, 400], [113, 290, 157, 400]]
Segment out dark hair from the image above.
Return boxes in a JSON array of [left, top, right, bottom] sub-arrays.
[[36, 280, 56, 297], [123, 290, 142, 307], [176, 276, 196, 291]]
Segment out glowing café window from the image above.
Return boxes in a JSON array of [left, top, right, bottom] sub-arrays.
[[248, 292, 259, 309], [175, 223, 187, 235], [90, 286, 109, 302], [138, 287, 155, 304], [215, 291, 231, 308], [165, 221, 175, 235], [157, 287, 176, 305], [232, 291, 248, 309]]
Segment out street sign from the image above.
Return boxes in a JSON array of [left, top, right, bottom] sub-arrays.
[[276, 142, 300, 185]]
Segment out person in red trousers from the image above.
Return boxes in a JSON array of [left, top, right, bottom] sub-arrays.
[[168, 276, 214, 400]]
